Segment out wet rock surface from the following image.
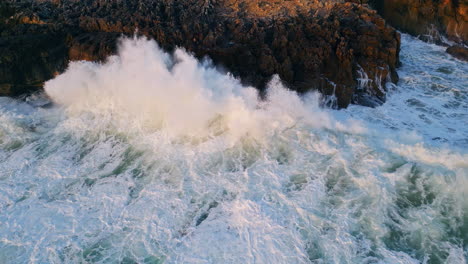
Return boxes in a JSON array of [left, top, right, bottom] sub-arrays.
[[368, 0, 467, 45], [0, 0, 401, 108], [446, 45, 468, 61]]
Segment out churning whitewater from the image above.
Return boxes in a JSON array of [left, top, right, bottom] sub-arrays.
[[0, 34, 467, 264]]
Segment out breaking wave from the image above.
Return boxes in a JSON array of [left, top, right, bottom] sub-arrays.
[[0, 35, 466, 263]]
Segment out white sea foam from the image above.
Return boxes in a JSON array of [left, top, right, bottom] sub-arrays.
[[0, 34, 466, 263], [45, 37, 343, 143]]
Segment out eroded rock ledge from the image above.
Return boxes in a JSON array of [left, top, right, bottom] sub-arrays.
[[0, 0, 400, 108]]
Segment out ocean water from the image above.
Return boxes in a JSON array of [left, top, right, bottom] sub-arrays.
[[0, 34, 466, 264]]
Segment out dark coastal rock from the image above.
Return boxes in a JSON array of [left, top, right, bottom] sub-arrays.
[[446, 45, 468, 61], [367, 0, 467, 45], [0, 0, 401, 108]]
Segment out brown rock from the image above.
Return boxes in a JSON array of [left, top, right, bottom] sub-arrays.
[[0, 0, 401, 108], [446, 45, 468, 61], [368, 0, 467, 44]]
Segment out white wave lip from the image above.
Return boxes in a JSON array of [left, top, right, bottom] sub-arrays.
[[0, 35, 466, 264], [45, 37, 339, 142]]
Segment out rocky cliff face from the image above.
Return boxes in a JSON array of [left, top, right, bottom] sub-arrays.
[[0, 0, 401, 108], [368, 0, 467, 44]]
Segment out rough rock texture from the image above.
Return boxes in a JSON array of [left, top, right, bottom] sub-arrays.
[[368, 0, 467, 44], [0, 0, 401, 108], [446, 44, 468, 61]]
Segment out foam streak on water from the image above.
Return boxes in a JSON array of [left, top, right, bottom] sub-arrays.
[[0, 35, 467, 264]]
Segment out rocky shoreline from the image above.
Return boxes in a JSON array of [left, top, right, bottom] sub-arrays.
[[1, 0, 466, 108], [1, 0, 403, 108], [367, 0, 468, 61], [368, 0, 467, 45]]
